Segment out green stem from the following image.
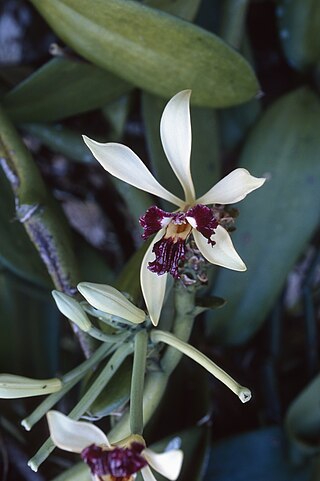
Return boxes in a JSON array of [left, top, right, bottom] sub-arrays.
[[161, 284, 197, 374], [22, 342, 114, 431], [220, 0, 250, 49], [0, 105, 95, 358], [28, 342, 133, 472], [88, 326, 130, 343], [130, 330, 148, 435], [108, 285, 197, 442], [151, 330, 251, 403]]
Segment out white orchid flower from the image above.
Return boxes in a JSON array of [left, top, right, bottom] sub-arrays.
[[47, 410, 183, 481], [83, 90, 265, 325]]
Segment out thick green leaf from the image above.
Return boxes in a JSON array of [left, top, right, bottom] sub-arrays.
[[142, 92, 221, 206], [30, 0, 259, 108], [285, 374, 320, 464], [144, 0, 201, 20], [277, 0, 320, 71], [205, 87, 320, 345], [0, 170, 51, 286], [3, 58, 131, 123], [206, 427, 311, 481]]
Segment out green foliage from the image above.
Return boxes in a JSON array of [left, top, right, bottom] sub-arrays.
[[29, 0, 259, 107], [285, 374, 320, 465], [205, 88, 320, 345], [277, 0, 320, 71], [4, 58, 131, 123], [205, 427, 312, 481]]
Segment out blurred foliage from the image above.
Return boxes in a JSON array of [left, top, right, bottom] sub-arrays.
[[0, 0, 319, 480]]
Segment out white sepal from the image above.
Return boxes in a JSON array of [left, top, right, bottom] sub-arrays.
[[83, 137, 183, 207], [77, 283, 146, 324], [193, 225, 246, 271], [52, 290, 91, 332], [160, 90, 195, 204], [47, 411, 110, 453], [0, 375, 61, 398], [140, 230, 167, 326], [143, 448, 184, 480], [196, 168, 266, 205]]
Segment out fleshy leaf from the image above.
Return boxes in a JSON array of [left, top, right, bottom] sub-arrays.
[[144, 0, 201, 21], [277, 0, 320, 71], [29, 0, 259, 108], [206, 426, 311, 481], [3, 58, 131, 123], [205, 87, 320, 345], [285, 374, 320, 464]]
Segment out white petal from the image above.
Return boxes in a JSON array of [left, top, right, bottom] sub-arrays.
[[160, 90, 195, 204], [143, 448, 184, 481], [196, 168, 266, 205], [83, 137, 183, 207], [141, 466, 158, 481], [77, 283, 146, 324], [46, 411, 110, 453], [140, 230, 167, 326], [193, 225, 246, 271]]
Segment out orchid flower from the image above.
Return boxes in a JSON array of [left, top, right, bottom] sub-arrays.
[[83, 90, 265, 325], [47, 410, 183, 481]]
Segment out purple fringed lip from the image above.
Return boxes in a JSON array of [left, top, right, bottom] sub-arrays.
[[81, 443, 147, 480], [140, 204, 218, 278], [186, 204, 218, 245], [139, 206, 173, 240]]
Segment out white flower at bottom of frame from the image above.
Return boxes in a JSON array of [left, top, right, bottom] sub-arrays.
[[47, 411, 183, 481], [83, 90, 266, 326]]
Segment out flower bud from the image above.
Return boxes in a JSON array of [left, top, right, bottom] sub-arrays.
[[0, 374, 62, 398], [52, 290, 92, 332], [77, 283, 146, 324]]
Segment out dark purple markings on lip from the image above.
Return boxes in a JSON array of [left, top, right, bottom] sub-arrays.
[[81, 442, 147, 480], [186, 204, 218, 245], [148, 237, 186, 278], [139, 205, 173, 240]]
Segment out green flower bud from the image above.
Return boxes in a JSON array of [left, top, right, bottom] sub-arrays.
[[52, 290, 92, 332]]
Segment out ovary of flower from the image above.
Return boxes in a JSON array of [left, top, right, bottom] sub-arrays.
[[46, 410, 183, 481], [83, 90, 266, 326]]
